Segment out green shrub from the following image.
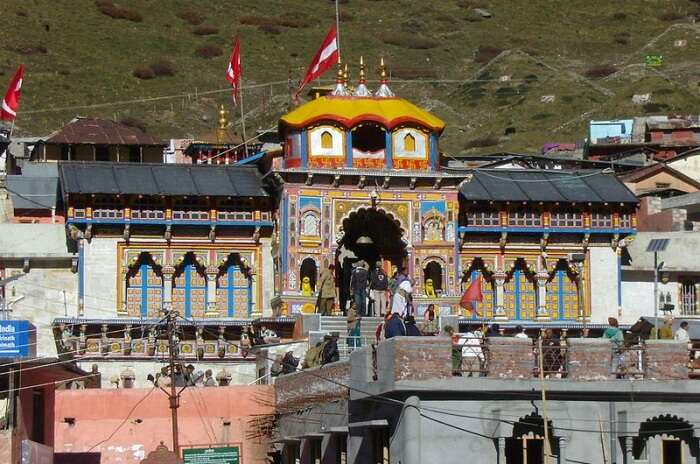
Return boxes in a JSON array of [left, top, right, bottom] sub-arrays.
[[193, 25, 219, 35], [176, 11, 204, 26], [195, 45, 223, 58]]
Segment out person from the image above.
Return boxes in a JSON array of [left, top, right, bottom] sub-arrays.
[[384, 313, 406, 339], [173, 364, 186, 387], [389, 267, 407, 296], [317, 264, 337, 316], [369, 262, 389, 316], [156, 366, 171, 388], [376, 312, 390, 343], [391, 279, 413, 316], [203, 369, 216, 386], [350, 261, 369, 316], [603, 317, 625, 375], [461, 329, 484, 376], [444, 325, 463, 375], [321, 333, 340, 365], [514, 325, 528, 339], [487, 323, 502, 337], [421, 304, 439, 336], [184, 364, 196, 386], [347, 304, 362, 349], [656, 316, 674, 340], [404, 315, 422, 336], [282, 351, 299, 374], [541, 328, 561, 376], [675, 321, 690, 342]]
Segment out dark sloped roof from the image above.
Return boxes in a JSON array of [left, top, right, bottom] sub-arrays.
[[6, 175, 59, 209], [459, 170, 638, 204], [59, 162, 268, 197], [44, 117, 164, 146]]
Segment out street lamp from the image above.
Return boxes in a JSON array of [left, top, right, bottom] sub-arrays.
[[646, 238, 670, 339]]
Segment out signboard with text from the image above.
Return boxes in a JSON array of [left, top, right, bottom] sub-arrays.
[[0, 320, 36, 358], [182, 447, 240, 464]]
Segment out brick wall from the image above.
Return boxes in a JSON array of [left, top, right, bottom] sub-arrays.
[[383, 337, 452, 382], [646, 340, 689, 380], [487, 337, 535, 379], [275, 360, 350, 409], [567, 338, 613, 380]]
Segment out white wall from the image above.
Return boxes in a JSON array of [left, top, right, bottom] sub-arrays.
[[621, 270, 681, 324], [6, 266, 78, 357], [82, 237, 119, 318], [260, 237, 274, 317], [588, 247, 620, 324]]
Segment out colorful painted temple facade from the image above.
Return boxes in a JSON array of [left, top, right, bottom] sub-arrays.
[[271, 60, 639, 321]]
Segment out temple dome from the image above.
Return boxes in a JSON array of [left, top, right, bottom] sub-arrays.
[[279, 95, 445, 134]]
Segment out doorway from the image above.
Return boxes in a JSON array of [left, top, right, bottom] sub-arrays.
[[662, 439, 682, 464], [336, 208, 407, 312]]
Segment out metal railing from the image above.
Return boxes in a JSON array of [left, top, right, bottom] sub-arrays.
[[611, 344, 646, 378], [339, 335, 375, 359], [456, 336, 489, 377], [534, 341, 568, 378]]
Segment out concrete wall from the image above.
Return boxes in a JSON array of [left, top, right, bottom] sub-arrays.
[[54, 385, 274, 464], [589, 246, 620, 323], [621, 270, 683, 323], [669, 153, 700, 183], [82, 237, 119, 318]]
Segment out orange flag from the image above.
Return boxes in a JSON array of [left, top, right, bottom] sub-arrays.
[[460, 275, 483, 315]]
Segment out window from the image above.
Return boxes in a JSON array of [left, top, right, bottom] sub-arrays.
[[126, 253, 163, 317], [60, 145, 70, 161], [128, 146, 141, 162], [403, 133, 416, 152], [216, 258, 252, 317], [508, 210, 542, 227], [352, 124, 385, 153], [619, 213, 632, 228], [680, 280, 698, 315], [590, 212, 612, 228], [95, 145, 109, 161], [466, 210, 500, 227], [92, 196, 123, 219], [321, 131, 333, 149], [504, 262, 536, 320], [550, 212, 583, 228], [546, 268, 579, 320], [172, 254, 208, 318]]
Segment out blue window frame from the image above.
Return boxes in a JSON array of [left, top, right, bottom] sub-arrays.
[[504, 269, 536, 320], [217, 264, 253, 317], [126, 258, 162, 318], [173, 258, 208, 318]]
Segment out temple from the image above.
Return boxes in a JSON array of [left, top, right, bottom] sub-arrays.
[[1, 58, 639, 388]]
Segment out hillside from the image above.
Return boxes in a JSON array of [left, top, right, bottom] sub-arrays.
[[2, 0, 700, 155]]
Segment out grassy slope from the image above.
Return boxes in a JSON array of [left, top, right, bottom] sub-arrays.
[[1, 0, 700, 155]]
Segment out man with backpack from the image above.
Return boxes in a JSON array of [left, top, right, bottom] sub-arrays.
[[369, 262, 389, 316], [350, 261, 369, 316]]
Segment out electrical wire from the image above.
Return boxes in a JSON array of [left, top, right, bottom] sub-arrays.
[[86, 386, 157, 452]]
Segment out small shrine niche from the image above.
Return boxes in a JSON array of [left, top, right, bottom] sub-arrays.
[[300, 257, 318, 296], [423, 261, 444, 297]]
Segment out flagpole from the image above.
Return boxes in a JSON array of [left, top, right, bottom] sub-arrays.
[[335, 0, 341, 61], [237, 79, 249, 156]]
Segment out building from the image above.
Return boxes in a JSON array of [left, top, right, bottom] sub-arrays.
[[32, 117, 165, 164], [271, 336, 699, 464], [272, 60, 638, 324]]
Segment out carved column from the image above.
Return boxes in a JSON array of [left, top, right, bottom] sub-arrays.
[[119, 268, 129, 315], [497, 437, 506, 463], [494, 270, 507, 320], [623, 436, 633, 464], [559, 436, 568, 464], [206, 266, 218, 316], [536, 270, 550, 320]]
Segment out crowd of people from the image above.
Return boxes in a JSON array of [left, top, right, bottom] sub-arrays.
[[316, 261, 414, 317]]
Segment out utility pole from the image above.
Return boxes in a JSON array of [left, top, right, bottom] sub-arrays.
[[538, 337, 551, 464], [166, 310, 180, 456]]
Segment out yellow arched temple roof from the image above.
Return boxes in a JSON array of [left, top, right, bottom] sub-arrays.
[[280, 96, 445, 133]]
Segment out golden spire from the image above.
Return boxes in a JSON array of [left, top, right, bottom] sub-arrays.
[[335, 58, 344, 83], [217, 104, 228, 143], [375, 57, 394, 98], [359, 55, 366, 84], [331, 57, 350, 96], [343, 63, 349, 85]]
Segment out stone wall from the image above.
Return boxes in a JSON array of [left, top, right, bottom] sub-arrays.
[[275, 361, 350, 410], [566, 338, 613, 380], [646, 340, 689, 380], [376, 336, 452, 382], [488, 337, 535, 379]]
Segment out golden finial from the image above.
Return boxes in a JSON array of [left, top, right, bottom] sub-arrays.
[[217, 104, 228, 143], [379, 57, 388, 82], [336, 58, 344, 83], [359, 55, 366, 83], [343, 63, 349, 85]]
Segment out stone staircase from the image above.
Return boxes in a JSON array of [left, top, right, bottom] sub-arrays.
[[319, 316, 383, 358]]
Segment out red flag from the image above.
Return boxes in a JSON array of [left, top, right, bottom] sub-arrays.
[[1, 65, 25, 122], [295, 26, 338, 97], [226, 38, 242, 105], [460, 275, 483, 315]]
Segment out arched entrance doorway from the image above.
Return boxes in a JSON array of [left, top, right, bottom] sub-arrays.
[[335, 208, 407, 312], [632, 415, 696, 463], [505, 413, 558, 464]]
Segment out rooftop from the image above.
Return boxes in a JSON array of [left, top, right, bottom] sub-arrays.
[[58, 161, 269, 197], [43, 117, 164, 146]]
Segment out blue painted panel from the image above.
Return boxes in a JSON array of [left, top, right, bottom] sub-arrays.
[[385, 131, 393, 169], [0, 320, 35, 358], [300, 129, 308, 167], [429, 133, 439, 169], [589, 119, 633, 144], [299, 196, 321, 211], [421, 200, 446, 215], [345, 130, 353, 167]]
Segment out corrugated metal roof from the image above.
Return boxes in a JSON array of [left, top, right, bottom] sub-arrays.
[[59, 162, 268, 197], [44, 117, 164, 146], [459, 170, 638, 204]]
